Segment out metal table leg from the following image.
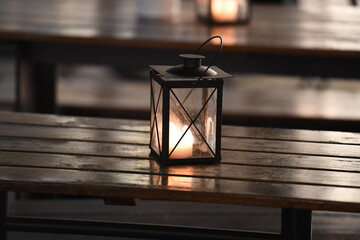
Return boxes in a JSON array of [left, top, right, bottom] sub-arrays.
[[281, 208, 312, 240], [0, 192, 7, 240]]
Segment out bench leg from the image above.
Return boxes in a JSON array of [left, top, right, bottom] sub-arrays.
[[0, 192, 7, 240], [16, 43, 57, 113], [281, 208, 312, 240]]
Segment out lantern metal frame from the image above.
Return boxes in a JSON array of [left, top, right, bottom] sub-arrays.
[[149, 68, 225, 165], [149, 36, 232, 166]]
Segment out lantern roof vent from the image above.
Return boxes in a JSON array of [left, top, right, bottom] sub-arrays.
[[150, 54, 233, 80], [166, 54, 217, 77]]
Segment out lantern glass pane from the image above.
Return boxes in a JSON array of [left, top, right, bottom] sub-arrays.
[[150, 78, 163, 155], [194, 88, 217, 155], [169, 87, 216, 159]]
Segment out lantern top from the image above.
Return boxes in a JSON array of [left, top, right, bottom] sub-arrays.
[[150, 53, 233, 80], [179, 54, 204, 59], [167, 54, 217, 77]]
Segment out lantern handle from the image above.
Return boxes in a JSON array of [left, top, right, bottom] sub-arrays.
[[193, 35, 223, 81], [180, 36, 223, 105]]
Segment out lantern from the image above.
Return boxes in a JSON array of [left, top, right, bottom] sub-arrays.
[[149, 37, 232, 165], [196, 0, 251, 24]]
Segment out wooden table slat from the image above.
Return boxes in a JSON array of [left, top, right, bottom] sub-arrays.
[[222, 151, 360, 173], [0, 134, 359, 161], [1, 111, 360, 145], [0, 123, 149, 145], [2, 147, 360, 174], [222, 125, 360, 145], [0, 111, 149, 132], [0, 151, 359, 189], [222, 138, 360, 159], [1, 165, 360, 213], [0, 137, 150, 159]]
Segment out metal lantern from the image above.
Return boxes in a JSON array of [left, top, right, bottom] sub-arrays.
[[149, 44, 232, 165], [196, 0, 251, 24]]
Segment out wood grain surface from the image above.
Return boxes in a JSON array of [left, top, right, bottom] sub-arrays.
[[0, 111, 360, 213]]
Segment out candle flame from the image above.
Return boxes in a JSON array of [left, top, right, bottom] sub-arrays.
[[169, 122, 194, 159]]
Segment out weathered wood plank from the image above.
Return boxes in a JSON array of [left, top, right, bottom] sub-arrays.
[[0, 137, 150, 158], [1, 111, 360, 145], [0, 151, 359, 189], [0, 123, 149, 144], [0, 151, 152, 173], [1, 147, 360, 174], [222, 126, 360, 145], [222, 138, 360, 159], [0, 111, 148, 132], [1, 165, 360, 213], [0, 134, 359, 160], [222, 151, 360, 173]]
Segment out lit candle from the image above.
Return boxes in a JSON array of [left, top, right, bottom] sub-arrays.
[[211, 0, 239, 23], [169, 122, 194, 159]]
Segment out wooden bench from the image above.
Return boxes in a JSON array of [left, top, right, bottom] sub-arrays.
[[57, 76, 360, 132], [2, 62, 360, 132], [0, 111, 360, 240]]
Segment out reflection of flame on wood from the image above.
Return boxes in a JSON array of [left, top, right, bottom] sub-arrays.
[[149, 162, 218, 191], [168, 166, 220, 191], [167, 166, 194, 189], [149, 163, 195, 189], [149, 160, 161, 186]]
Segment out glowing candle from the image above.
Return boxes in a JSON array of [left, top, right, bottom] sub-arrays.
[[169, 122, 194, 159], [211, 0, 239, 23]]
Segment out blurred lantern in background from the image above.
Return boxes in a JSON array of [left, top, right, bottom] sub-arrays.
[[196, 0, 251, 24], [149, 36, 232, 166]]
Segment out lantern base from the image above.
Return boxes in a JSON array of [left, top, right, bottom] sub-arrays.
[[150, 148, 221, 166]]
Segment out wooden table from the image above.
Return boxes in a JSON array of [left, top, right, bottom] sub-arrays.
[[0, 111, 359, 240], [1, 0, 360, 113]]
